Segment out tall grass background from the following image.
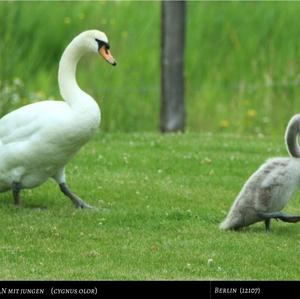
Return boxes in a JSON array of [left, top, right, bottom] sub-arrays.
[[1, 1, 300, 134]]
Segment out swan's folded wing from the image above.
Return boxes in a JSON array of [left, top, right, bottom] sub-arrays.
[[0, 101, 71, 145]]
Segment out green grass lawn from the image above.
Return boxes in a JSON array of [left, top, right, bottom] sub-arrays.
[[1, 132, 300, 280]]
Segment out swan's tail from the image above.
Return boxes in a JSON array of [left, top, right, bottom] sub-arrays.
[[285, 114, 300, 158]]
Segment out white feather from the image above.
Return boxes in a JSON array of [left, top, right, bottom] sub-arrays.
[[0, 30, 110, 195]]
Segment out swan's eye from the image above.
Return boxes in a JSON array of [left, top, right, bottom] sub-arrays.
[[95, 39, 110, 51]]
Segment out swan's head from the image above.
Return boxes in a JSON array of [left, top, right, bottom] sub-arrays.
[[76, 30, 117, 66]]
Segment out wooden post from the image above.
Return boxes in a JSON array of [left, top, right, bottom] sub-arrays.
[[160, 0, 186, 132]]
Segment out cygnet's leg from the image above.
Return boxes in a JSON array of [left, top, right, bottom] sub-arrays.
[[258, 211, 300, 224], [12, 181, 22, 206], [265, 211, 300, 223], [53, 168, 93, 209], [265, 219, 271, 232], [257, 211, 272, 232]]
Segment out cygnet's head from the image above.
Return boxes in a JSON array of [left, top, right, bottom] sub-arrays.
[[75, 30, 117, 66]]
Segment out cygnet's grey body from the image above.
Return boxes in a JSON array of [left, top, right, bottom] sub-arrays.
[[220, 114, 300, 231]]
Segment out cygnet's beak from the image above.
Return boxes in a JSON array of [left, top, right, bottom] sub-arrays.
[[99, 45, 117, 66]]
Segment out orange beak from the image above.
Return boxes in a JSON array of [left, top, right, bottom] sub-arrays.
[[99, 45, 117, 66]]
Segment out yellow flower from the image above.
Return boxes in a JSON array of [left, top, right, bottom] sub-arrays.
[[64, 17, 71, 25], [247, 109, 257, 118], [37, 91, 45, 98], [220, 120, 230, 129]]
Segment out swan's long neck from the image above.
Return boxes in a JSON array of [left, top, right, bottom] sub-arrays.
[[285, 114, 300, 158], [58, 37, 88, 106]]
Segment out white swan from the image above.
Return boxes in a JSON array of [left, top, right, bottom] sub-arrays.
[[220, 114, 300, 231], [0, 30, 116, 208]]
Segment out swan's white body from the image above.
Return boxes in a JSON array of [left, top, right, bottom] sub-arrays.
[[0, 30, 116, 207], [0, 99, 99, 191]]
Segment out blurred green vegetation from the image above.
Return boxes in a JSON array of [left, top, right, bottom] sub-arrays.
[[1, 1, 300, 134]]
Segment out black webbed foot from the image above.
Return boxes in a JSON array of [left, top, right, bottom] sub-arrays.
[[59, 182, 94, 209]]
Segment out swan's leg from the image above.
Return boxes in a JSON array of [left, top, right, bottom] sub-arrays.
[[53, 168, 93, 209], [59, 182, 93, 209], [12, 181, 21, 206]]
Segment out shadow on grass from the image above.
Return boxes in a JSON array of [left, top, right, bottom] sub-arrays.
[[0, 201, 48, 211]]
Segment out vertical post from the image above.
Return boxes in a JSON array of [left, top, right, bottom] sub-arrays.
[[160, 0, 186, 133]]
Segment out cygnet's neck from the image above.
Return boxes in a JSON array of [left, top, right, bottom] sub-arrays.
[[285, 114, 300, 158], [58, 37, 89, 107]]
